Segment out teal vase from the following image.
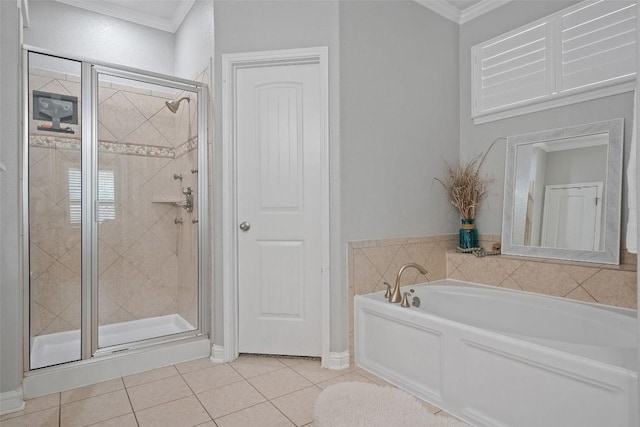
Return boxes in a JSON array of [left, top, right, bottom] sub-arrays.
[[459, 218, 478, 249]]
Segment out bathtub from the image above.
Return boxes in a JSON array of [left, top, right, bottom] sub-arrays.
[[354, 279, 638, 427]]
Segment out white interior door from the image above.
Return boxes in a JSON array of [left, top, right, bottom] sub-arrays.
[[541, 183, 603, 251], [236, 61, 323, 356]]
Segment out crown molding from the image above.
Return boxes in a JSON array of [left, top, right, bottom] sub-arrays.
[[460, 0, 512, 24], [21, 0, 31, 28], [414, 0, 512, 24], [52, 0, 195, 33], [414, 0, 461, 24], [171, 0, 197, 32]]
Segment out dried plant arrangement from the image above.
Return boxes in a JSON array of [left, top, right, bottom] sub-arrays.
[[435, 138, 503, 220]]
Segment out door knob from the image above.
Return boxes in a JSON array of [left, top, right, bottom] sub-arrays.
[[239, 221, 251, 232]]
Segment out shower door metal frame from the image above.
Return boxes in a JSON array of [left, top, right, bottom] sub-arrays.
[[22, 46, 210, 372]]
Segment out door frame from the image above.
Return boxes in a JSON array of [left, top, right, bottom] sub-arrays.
[[221, 47, 330, 365]]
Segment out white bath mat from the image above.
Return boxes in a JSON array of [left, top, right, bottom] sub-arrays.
[[313, 382, 468, 427]]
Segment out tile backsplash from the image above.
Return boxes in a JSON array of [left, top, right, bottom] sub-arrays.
[[348, 233, 637, 362]]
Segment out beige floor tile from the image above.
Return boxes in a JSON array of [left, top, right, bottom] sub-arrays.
[[420, 400, 442, 414], [0, 407, 59, 427], [194, 422, 216, 427], [214, 402, 294, 427], [196, 380, 265, 419], [88, 413, 138, 426], [229, 355, 287, 379], [0, 393, 59, 421], [123, 365, 179, 388], [247, 367, 312, 400], [290, 360, 350, 384], [174, 357, 219, 375], [182, 364, 243, 394], [61, 378, 123, 404], [127, 375, 193, 411], [136, 396, 211, 427], [316, 372, 374, 389], [270, 385, 322, 427], [277, 356, 318, 367], [60, 390, 131, 427], [351, 368, 395, 387]]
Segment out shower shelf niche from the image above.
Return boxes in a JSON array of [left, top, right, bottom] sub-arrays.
[[151, 198, 183, 204]]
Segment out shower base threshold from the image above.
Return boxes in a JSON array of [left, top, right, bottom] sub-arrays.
[[31, 314, 195, 369]]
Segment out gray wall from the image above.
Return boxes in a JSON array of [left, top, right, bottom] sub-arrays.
[[175, 0, 214, 80], [24, 1, 175, 75], [213, 0, 342, 349], [545, 145, 607, 186], [0, 0, 23, 396], [340, 0, 460, 242], [213, 0, 459, 355], [459, 1, 635, 237]]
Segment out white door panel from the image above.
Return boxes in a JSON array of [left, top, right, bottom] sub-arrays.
[[237, 63, 322, 356], [541, 183, 603, 251]]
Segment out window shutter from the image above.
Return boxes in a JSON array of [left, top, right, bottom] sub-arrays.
[[68, 168, 82, 225], [471, 0, 636, 123], [68, 168, 116, 224], [560, 1, 637, 92], [473, 22, 552, 115]]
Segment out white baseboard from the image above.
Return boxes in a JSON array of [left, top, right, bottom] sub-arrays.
[[210, 344, 226, 363], [325, 351, 350, 370], [0, 388, 25, 415]]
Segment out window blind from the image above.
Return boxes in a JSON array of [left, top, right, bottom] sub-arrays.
[[472, 0, 636, 121], [560, 1, 636, 92], [68, 168, 116, 224]]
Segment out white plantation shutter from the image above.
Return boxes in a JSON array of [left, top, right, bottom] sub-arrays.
[[472, 0, 636, 122], [68, 168, 115, 224], [560, 1, 636, 92], [473, 22, 552, 114]]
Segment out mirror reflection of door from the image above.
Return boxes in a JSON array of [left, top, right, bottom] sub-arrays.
[[512, 134, 608, 249], [540, 183, 603, 251]]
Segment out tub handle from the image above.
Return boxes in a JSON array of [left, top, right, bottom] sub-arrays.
[[401, 292, 411, 308], [383, 282, 392, 300]]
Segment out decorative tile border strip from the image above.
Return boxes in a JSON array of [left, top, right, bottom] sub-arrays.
[[99, 141, 174, 158], [174, 136, 198, 158], [30, 135, 177, 159]]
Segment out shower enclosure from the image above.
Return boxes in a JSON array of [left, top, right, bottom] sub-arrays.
[[24, 48, 208, 372]]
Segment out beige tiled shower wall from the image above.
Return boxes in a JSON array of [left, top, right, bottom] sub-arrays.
[[348, 233, 637, 362], [29, 66, 203, 338]]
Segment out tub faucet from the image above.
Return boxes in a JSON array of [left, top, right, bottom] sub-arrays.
[[389, 263, 427, 303]]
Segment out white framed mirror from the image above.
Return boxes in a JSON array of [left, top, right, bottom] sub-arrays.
[[501, 119, 624, 264]]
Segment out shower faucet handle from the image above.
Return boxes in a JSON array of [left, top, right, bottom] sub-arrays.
[[173, 173, 183, 181]]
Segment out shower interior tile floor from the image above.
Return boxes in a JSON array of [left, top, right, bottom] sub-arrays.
[[0, 355, 458, 427]]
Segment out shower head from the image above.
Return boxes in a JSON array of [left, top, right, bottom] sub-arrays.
[[165, 96, 190, 113]]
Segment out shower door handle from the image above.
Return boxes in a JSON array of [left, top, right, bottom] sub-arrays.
[[239, 221, 251, 232]]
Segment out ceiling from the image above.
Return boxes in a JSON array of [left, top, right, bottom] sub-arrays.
[[52, 0, 196, 33], [51, 0, 507, 32]]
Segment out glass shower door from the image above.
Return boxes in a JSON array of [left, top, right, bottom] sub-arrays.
[[27, 52, 84, 369], [94, 70, 200, 350], [26, 48, 206, 370]]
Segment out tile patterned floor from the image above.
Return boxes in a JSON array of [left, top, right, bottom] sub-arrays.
[[0, 356, 457, 427]]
